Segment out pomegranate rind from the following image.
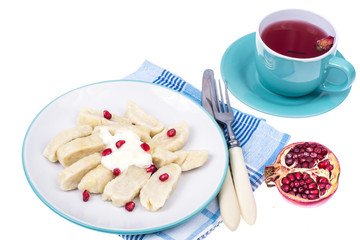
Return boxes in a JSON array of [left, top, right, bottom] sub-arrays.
[[265, 142, 340, 206]]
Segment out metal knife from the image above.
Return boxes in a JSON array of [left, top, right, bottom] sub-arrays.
[[202, 69, 241, 231]]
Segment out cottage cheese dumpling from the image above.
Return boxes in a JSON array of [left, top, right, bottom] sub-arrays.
[[58, 153, 102, 191], [77, 108, 131, 127], [43, 125, 92, 162], [174, 150, 209, 171], [56, 134, 105, 167], [149, 122, 189, 152], [140, 163, 181, 211], [124, 101, 164, 136], [78, 164, 114, 193], [102, 165, 151, 207]]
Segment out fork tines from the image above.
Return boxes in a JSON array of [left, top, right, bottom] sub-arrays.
[[215, 79, 233, 114]]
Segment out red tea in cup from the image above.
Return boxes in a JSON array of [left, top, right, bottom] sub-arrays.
[[261, 20, 333, 58]]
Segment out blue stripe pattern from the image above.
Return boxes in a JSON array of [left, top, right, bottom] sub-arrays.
[[153, 69, 260, 148], [120, 62, 290, 240]]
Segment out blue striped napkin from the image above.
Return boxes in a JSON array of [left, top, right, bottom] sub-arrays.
[[121, 60, 290, 240]]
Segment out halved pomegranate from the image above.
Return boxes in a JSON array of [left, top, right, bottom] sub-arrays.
[[264, 142, 340, 206]]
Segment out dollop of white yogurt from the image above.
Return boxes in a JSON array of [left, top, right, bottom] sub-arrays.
[[98, 127, 152, 172]]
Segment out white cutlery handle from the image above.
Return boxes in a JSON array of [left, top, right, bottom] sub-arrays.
[[229, 146, 257, 225], [218, 168, 241, 231]]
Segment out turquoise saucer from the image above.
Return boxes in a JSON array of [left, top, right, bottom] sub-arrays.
[[220, 33, 352, 118]]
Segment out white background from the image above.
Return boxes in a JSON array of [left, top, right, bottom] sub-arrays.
[[1, 0, 359, 240]]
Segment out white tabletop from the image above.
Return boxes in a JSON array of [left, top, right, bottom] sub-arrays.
[[2, 1, 359, 240]]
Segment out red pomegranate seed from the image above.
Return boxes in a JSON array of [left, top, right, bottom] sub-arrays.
[[287, 173, 295, 181], [281, 177, 290, 185], [294, 172, 302, 180], [159, 173, 169, 181], [281, 185, 290, 192], [82, 190, 90, 202], [102, 148, 112, 156], [116, 140, 126, 148], [113, 168, 121, 176], [146, 164, 157, 173], [125, 201, 135, 212], [140, 142, 150, 152], [317, 177, 328, 183], [308, 182, 317, 190], [318, 160, 328, 168], [103, 110, 112, 120], [167, 128, 176, 137], [308, 194, 319, 200]]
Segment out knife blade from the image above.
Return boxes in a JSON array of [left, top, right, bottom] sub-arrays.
[[202, 69, 241, 231]]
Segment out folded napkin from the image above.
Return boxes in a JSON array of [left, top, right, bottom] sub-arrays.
[[120, 60, 290, 240]]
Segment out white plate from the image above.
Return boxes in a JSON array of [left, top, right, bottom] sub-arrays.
[[22, 80, 228, 234]]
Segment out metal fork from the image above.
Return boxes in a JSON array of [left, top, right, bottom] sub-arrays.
[[210, 79, 257, 225], [210, 79, 239, 148]]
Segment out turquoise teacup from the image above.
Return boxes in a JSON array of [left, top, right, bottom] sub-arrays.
[[255, 9, 356, 97]]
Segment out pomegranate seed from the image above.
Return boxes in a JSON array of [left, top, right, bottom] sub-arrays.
[[302, 162, 309, 168], [116, 140, 126, 148], [82, 190, 90, 202], [326, 165, 334, 171], [113, 168, 121, 176], [140, 142, 150, 152], [305, 178, 314, 184], [314, 147, 322, 153], [318, 161, 328, 168], [317, 177, 329, 183], [310, 189, 319, 195], [125, 201, 135, 212], [285, 159, 294, 166], [321, 148, 328, 155], [287, 173, 295, 181], [146, 164, 157, 173], [167, 128, 176, 137], [103, 110, 112, 120], [102, 148, 112, 156], [159, 173, 169, 181], [281, 185, 290, 192], [281, 177, 290, 185], [308, 182, 317, 190], [308, 194, 319, 200], [302, 172, 310, 180], [294, 172, 302, 180]]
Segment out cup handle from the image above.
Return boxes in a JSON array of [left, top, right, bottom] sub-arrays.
[[319, 56, 356, 92]]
